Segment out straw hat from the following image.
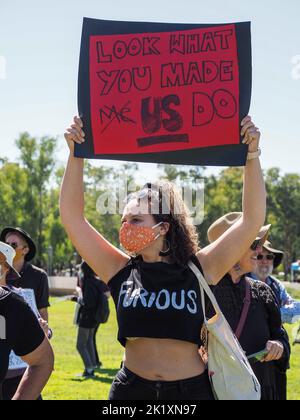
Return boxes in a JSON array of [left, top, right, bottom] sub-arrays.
[[207, 212, 271, 245]]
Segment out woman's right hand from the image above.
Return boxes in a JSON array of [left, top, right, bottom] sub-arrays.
[[64, 116, 85, 153], [261, 340, 284, 362]]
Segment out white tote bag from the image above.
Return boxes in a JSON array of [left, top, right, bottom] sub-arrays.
[[188, 261, 261, 401]]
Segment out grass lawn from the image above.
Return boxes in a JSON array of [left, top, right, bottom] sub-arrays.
[[43, 293, 300, 400], [43, 298, 123, 400], [285, 288, 300, 400]]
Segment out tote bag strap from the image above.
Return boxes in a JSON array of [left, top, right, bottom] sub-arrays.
[[188, 260, 223, 323], [235, 278, 252, 340]]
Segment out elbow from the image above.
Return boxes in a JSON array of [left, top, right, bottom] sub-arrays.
[[59, 204, 84, 229], [44, 347, 55, 377], [256, 204, 267, 229], [59, 191, 85, 227], [59, 196, 68, 227], [245, 195, 267, 229], [242, 207, 267, 236], [59, 208, 69, 228]]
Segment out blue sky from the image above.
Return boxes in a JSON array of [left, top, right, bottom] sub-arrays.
[[0, 0, 299, 180]]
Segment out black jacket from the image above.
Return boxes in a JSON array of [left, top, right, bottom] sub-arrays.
[[78, 275, 109, 329]]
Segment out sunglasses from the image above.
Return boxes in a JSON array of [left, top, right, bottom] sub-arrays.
[[6, 242, 26, 250], [124, 188, 160, 204], [6, 242, 21, 250], [257, 254, 275, 261], [250, 239, 263, 251]]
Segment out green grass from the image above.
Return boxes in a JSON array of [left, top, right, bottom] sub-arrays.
[[285, 288, 300, 401], [43, 295, 300, 400], [286, 322, 300, 401], [43, 298, 123, 400], [286, 288, 300, 301]]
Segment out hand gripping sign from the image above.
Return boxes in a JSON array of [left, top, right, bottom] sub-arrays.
[[76, 18, 252, 166]]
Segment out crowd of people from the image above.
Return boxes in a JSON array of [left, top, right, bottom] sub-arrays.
[[1, 114, 300, 400]]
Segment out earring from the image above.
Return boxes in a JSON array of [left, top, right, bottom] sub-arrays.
[[159, 240, 171, 257], [234, 263, 242, 273]]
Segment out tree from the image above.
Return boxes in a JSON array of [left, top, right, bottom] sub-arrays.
[[16, 133, 57, 264], [197, 168, 243, 247], [265, 168, 300, 278], [0, 161, 29, 227]]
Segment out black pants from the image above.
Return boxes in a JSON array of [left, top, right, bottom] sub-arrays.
[[93, 324, 100, 366], [109, 366, 215, 400], [275, 370, 287, 401]]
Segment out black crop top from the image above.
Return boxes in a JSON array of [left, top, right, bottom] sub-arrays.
[[108, 255, 204, 347]]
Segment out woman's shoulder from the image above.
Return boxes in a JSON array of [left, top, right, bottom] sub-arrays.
[[247, 278, 276, 304], [189, 254, 204, 275], [0, 287, 24, 305], [107, 256, 136, 287], [0, 288, 36, 325], [0, 286, 10, 300]]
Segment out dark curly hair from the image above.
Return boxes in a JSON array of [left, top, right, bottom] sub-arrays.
[[127, 181, 200, 266]]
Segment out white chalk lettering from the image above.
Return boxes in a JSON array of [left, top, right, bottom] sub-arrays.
[[171, 290, 185, 310], [118, 281, 198, 314], [156, 289, 171, 310], [187, 290, 197, 314]]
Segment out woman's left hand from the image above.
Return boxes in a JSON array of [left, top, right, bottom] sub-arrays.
[[261, 340, 284, 362], [241, 115, 261, 152]]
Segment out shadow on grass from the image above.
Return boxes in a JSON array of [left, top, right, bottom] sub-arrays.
[[70, 369, 119, 385]]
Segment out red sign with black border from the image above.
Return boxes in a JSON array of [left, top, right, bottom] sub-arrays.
[[76, 18, 252, 166]]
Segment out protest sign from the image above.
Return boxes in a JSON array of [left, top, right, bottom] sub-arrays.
[[76, 18, 252, 166]]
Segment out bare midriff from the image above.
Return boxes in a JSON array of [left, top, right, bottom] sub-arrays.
[[123, 338, 205, 381]]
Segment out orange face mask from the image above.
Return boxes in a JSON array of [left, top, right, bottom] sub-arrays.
[[13, 248, 24, 263], [119, 222, 163, 254]]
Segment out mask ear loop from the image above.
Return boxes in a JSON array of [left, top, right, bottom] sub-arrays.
[[152, 222, 163, 242]]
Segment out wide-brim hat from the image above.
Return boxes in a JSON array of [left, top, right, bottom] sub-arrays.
[[0, 227, 36, 262], [262, 241, 284, 269], [0, 242, 21, 278], [207, 212, 271, 245]]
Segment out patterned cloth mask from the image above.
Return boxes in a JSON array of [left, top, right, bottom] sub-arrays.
[[13, 248, 24, 263], [119, 222, 163, 254]]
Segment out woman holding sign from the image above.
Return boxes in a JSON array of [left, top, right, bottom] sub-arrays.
[[61, 115, 265, 400]]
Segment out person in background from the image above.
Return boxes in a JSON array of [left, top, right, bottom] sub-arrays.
[[0, 242, 54, 400], [205, 213, 290, 400], [252, 241, 299, 400], [75, 261, 109, 378], [1, 263, 52, 400], [252, 242, 300, 324], [0, 227, 50, 322], [93, 278, 110, 369]]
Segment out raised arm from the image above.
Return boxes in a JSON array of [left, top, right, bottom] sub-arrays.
[[198, 116, 266, 285], [60, 116, 130, 283]]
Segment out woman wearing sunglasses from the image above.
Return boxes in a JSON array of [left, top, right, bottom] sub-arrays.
[[203, 213, 290, 400], [60, 115, 266, 400]]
